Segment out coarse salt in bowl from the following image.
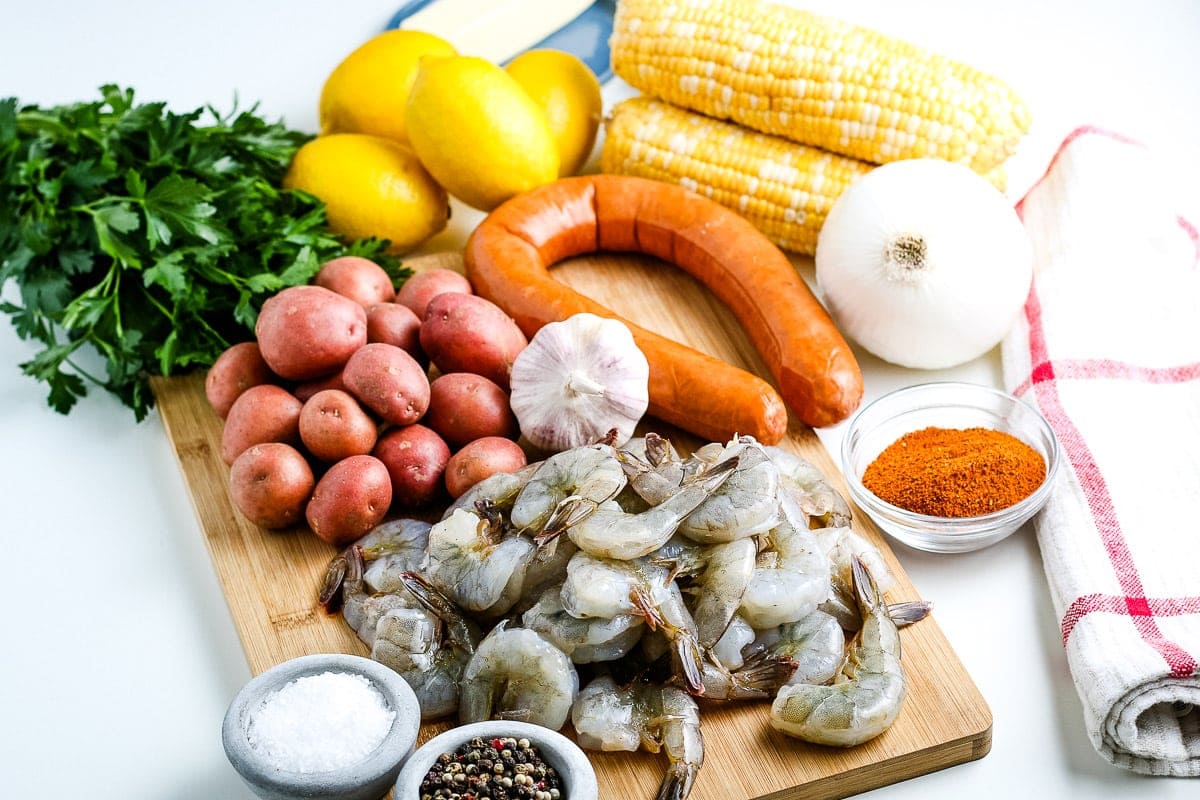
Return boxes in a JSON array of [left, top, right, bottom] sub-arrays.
[[840, 381, 1060, 554], [222, 653, 421, 800]]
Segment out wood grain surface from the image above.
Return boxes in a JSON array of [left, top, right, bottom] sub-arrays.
[[151, 251, 991, 800]]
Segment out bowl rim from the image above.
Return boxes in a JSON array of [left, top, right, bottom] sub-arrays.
[[222, 652, 421, 792], [840, 381, 1062, 527], [393, 719, 599, 800]]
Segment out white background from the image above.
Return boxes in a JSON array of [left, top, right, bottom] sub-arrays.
[[1, 1, 1197, 798]]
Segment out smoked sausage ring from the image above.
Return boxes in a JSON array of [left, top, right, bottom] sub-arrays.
[[464, 175, 863, 444]]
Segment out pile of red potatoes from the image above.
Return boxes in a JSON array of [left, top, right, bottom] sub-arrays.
[[205, 256, 531, 547]]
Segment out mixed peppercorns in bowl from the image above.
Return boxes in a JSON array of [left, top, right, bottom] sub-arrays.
[[395, 720, 598, 800], [840, 382, 1061, 553]]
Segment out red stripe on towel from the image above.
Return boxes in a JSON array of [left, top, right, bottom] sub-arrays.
[[1063, 594, 1200, 642], [1020, 173, 1199, 676], [1011, 359, 1200, 397]]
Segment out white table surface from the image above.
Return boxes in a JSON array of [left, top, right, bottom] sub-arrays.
[[2, 1, 1197, 798]]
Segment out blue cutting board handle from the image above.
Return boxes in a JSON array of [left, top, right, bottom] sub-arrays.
[[385, 0, 616, 83]]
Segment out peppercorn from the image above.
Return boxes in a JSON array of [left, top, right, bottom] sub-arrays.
[[419, 735, 563, 800]]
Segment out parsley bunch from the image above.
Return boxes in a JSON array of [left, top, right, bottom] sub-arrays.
[[0, 85, 400, 420]]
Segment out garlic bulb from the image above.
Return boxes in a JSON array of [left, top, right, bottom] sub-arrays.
[[509, 313, 650, 450], [815, 158, 1032, 370]]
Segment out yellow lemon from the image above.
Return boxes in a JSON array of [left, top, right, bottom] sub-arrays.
[[283, 133, 449, 254], [405, 55, 559, 211], [319, 29, 456, 145], [505, 49, 603, 177]]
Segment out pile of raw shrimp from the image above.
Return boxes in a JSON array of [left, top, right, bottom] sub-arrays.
[[319, 433, 927, 800]]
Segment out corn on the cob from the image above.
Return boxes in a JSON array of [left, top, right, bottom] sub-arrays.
[[610, 0, 1031, 175], [601, 96, 875, 255]]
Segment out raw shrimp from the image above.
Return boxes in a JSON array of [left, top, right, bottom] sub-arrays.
[[370, 572, 481, 720], [572, 676, 704, 800], [710, 615, 756, 670], [513, 535, 579, 614], [695, 646, 796, 700], [510, 444, 626, 536], [765, 446, 852, 529], [564, 457, 737, 559], [458, 621, 580, 729], [739, 520, 831, 629], [423, 506, 536, 617], [815, 525, 896, 597], [820, 591, 933, 633], [560, 550, 669, 619], [319, 545, 414, 646], [758, 609, 846, 687], [770, 557, 907, 746], [560, 552, 706, 694], [443, 462, 539, 519], [677, 438, 781, 544], [653, 537, 756, 649], [354, 518, 431, 594], [521, 583, 645, 663], [617, 433, 695, 505]]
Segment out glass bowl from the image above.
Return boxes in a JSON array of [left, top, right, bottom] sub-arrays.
[[840, 382, 1060, 554]]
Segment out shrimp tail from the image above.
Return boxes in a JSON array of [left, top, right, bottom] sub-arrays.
[[683, 453, 740, 489], [728, 645, 798, 698], [674, 631, 707, 697], [631, 587, 706, 695], [656, 761, 699, 800], [497, 707, 533, 722], [473, 498, 507, 543], [400, 570, 478, 653], [535, 494, 600, 545], [318, 551, 348, 613], [643, 432, 677, 468], [319, 545, 363, 613], [851, 556, 880, 609], [888, 600, 932, 627], [649, 549, 706, 584], [631, 585, 666, 631]]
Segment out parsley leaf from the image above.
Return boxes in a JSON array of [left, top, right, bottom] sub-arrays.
[[0, 85, 404, 421]]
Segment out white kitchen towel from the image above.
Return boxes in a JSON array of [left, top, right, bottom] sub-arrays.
[[1001, 125, 1200, 776]]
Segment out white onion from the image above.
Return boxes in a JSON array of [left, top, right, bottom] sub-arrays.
[[815, 159, 1032, 370]]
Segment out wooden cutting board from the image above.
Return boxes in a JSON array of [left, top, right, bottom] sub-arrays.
[[151, 251, 991, 800]]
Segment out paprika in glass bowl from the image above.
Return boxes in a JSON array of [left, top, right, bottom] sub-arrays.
[[840, 382, 1060, 553]]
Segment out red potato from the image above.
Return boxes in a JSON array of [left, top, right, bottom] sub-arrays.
[[315, 256, 396, 307], [293, 369, 348, 403], [445, 436, 528, 498], [396, 267, 473, 316], [373, 424, 451, 508], [205, 341, 275, 419], [305, 455, 392, 547], [299, 389, 379, 462], [424, 372, 518, 447], [366, 302, 424, 359], [255, 285, 367, 381], [420, 293, 528, 390], [220, 384, 303, 465], [343, 343, 431, 425], [228, 443, 315, 529]]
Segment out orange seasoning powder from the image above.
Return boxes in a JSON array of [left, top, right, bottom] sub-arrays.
[[861, 426, 1046, 518]]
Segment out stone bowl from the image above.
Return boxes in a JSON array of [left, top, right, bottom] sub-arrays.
[[394, 720, 599, 800], [222, 653, 421, 800]]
